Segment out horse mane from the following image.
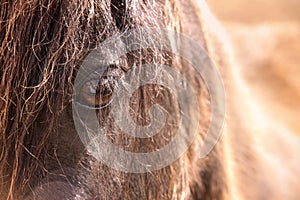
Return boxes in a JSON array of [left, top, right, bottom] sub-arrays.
[[0, 0, 182, 197]]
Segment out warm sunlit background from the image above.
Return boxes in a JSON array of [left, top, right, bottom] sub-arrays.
[[207, 0, 300, 135]]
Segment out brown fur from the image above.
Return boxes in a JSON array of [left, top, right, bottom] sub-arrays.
[[0, 0, 299, 199]]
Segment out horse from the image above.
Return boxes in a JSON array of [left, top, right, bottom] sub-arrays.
[[0, 0, 299, 199]]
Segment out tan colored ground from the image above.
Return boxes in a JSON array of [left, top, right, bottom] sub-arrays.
[[208, 0, 300, 23], [207, 0, 300, 135]]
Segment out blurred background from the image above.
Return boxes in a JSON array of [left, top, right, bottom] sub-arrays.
[[207, 0, 300, 135]]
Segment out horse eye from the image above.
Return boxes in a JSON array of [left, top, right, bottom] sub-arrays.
[[78, 77, 116, 109]]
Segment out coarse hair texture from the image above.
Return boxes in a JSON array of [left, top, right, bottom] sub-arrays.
[[0, 0, 225, 199]]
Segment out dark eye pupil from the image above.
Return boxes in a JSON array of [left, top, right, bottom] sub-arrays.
[[78, 77, 116, 109], [97, 83, 113, 96]]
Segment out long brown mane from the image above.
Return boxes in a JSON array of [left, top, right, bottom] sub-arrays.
[[2, 0, 299, 200], [0, 1, 223, 199]]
